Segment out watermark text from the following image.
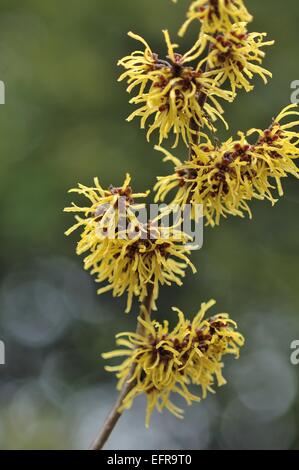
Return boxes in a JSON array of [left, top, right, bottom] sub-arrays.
[[290, 340, 299, 365], [0, 340, 5, 365]]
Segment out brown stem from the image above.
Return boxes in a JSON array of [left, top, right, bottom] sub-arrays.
[[188, 42, 213, 160], [89, 284, 154, 450]]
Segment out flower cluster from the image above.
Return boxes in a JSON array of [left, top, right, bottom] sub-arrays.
[[64, 175, 196, 312], [64, 174, 148, 246], [177, 0, 252, 36], [155, 105, 299, 226], [202, 22, 274, 92], [118, 31, 233, 147], [118, 1, 274, 147], [103, 299, 244, 426]]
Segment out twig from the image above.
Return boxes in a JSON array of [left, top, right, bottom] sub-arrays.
[[89, 284, 154, 450], [188, 42, 213, 160]]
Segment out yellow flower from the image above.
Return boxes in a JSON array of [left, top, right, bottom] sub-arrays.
[[87, 231, 196, 313], [64, 175, 196, 312], [64, 173, 149, 249], [103, 299, 244, 426], [179, 0, 253, 36], [155, 105, 299, 226], [202, 23, 274, 92], [118, 30, 234, 147]]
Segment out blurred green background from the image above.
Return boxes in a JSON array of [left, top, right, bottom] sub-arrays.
[[0, 0, 298, 450]]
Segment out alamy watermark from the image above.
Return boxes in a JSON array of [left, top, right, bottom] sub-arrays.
[[95, 200, 204, 249], [0, 340, 5, 365], [0, 81, 5, 104], [290, 340, 299, 365], [290, 80, 299, 104]]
